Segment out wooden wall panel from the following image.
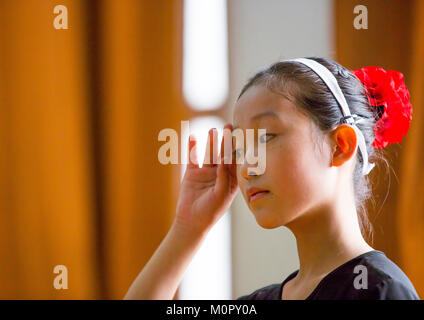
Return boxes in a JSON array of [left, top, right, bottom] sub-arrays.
[[397, 0, 424, 299], [335, 0, 423, 297]]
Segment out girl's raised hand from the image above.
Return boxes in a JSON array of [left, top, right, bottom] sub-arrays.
[[174, 123, 238, 235]]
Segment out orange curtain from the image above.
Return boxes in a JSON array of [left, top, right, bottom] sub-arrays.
[[98, 0, 183, 299], [0, 0, 183, 299], [0, 0, 99, 299], [335, 0, 424, 297]]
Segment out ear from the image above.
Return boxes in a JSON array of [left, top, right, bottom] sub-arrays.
[[330, 124, 357, 168]]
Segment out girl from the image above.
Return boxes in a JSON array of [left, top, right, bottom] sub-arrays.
[[125, 56, 419, 300]]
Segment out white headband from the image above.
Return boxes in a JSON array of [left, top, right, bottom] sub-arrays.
[[284, 58, 375, 176]]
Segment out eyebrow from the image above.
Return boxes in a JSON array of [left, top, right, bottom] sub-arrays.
[[233, 111, 281, 130]]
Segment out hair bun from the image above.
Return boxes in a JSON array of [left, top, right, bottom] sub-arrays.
[[352, 66, 413, 149]]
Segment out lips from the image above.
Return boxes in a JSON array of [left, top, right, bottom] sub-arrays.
[[247, 187, 270, 202]]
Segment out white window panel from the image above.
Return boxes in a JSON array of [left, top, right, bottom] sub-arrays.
[[183, 0, 229, 110]]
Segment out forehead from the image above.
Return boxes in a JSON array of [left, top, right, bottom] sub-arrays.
[[233, 84, 303, 128]]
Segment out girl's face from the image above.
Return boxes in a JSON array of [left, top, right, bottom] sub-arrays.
[[233, 84, 334, 229]]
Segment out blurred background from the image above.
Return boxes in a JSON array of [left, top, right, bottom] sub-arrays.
[[0, 0, 423, 299]]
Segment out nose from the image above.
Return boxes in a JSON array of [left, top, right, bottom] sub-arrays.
[[239, 138, 264, 180], [240, 163, 260, 180]]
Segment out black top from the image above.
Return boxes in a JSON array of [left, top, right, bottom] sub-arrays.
[[237, 250, 420, 300]]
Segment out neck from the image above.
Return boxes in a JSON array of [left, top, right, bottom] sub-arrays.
[[285, 192, 374, 281]]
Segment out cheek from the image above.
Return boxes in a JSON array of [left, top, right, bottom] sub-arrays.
[[269, 141, 324, 205]]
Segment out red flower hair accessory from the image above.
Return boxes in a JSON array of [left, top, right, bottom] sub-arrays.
[[352, 67, 412, 148], [352, 66, 413, 149]]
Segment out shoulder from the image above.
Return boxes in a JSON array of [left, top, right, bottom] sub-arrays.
[[329, 251, 420, 300], [364, 277, 420, 300], [361, 251, 419, 299], [236, 270, 298, 300], [236, 283, 282, 300]]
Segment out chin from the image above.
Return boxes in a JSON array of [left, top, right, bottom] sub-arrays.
[[253, 212, 282, 229], [253, 207, 296, 229], [258, 222, 280, 229]]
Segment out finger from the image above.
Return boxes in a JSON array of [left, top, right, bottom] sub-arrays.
[[228, 136, 238, 188], [203, 128, 218, 167], [212, 128, 219, 165], [216, 124, 234, 197], [187, 134, 199, 169], [226, 135, 238, 186], [220, 124, 233, 165], [216, 151, 229, 198]]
